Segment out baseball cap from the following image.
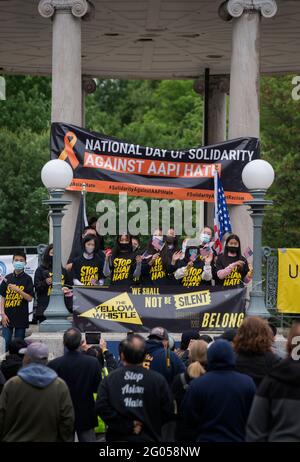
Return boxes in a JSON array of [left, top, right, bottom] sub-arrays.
[[19, 342, 49, 360], [148, 327, 169, 341]]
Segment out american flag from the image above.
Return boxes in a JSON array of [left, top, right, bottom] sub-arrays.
[[189, 249, 198, 262], [152, 237, 165, 252], [199, 245, 211, 257], [243, 246, 254, 260], [213, 169, 232, 254]]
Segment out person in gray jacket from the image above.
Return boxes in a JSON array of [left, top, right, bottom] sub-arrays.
[[0, 342, 74, 442], [246, 321, 300, 442]]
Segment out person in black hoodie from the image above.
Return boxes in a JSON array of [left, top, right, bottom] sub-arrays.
[[247, 321, 300, 442], [0, 338, 27, 380], [233, 316, 281, 387], [214, 234, 252, 288], [96, 336, 174, 442], [34, 244, 73, 321], [103, 234, 142, 288], [182, 339, 256, 442], [66, 226, 99, 270], [143, 327, 185, 385]]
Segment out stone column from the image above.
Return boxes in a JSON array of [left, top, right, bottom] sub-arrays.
[[38, 0, 92, 263], [219, 0, 277, 250], [194, 76, 229, 227]]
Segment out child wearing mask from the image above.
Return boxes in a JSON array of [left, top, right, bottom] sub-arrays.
[[0, 252, 34, 351], [199, 226, 214, 246], [171, 238, 213, 288], [103, 234, 142, 287], [199, 226, 218, 258], [215, 234, 252, 288], [72, 235, 105, 286], [66, 226, 98, 271], [34, 244, 73, 321]]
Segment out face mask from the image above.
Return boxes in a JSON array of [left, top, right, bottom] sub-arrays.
[[227, 245, 239, 254], [166, 236, 175, 244], [153, 235, 163, 242], [182, 242, 187, 254], [119, 242, 131, 252], [200, 233, 211, 244], [85, 246, 95, 255], [13, 261, 25, 271]]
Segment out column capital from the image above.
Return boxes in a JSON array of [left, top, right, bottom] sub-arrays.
[[38, 0, 92, 19], [194, 75, 230, 95], [82, 77, 97, 94], [219, 0, 277, 20]]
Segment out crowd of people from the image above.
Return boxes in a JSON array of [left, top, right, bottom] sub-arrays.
[[0, 318, 299, 442], [0, 219, 253, 351], [2, 219, 295, 443]]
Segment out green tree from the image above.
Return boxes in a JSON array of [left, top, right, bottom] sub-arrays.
[[261, 75, 300, 248], [0, 129, 49, 245]]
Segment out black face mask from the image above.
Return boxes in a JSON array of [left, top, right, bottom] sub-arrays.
[[165, 236, 175, 245], [226, 246, 239, 254], [48, 255, 53, 265], [119, 242, 131, 252]]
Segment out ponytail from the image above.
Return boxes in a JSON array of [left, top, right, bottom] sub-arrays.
[[187, 361, 206, 378]]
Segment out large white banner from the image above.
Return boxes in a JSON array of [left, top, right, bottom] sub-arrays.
[[0, 254, 39, 320]]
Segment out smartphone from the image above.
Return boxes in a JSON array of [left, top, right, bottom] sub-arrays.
[[85, 332, 101, 345]]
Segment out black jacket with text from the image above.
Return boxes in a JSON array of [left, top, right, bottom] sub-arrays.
[[96, 365, 174, 442]]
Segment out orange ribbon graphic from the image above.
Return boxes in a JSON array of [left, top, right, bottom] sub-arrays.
[[58, 131, 79, 169]]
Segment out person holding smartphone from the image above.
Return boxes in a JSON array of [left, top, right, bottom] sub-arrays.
[[81, 333, 118, 373], [214, 234, 252, 288]]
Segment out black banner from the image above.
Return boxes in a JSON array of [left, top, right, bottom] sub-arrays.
[[73, 286, 246, 332], [51, 123, 260, 204]]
